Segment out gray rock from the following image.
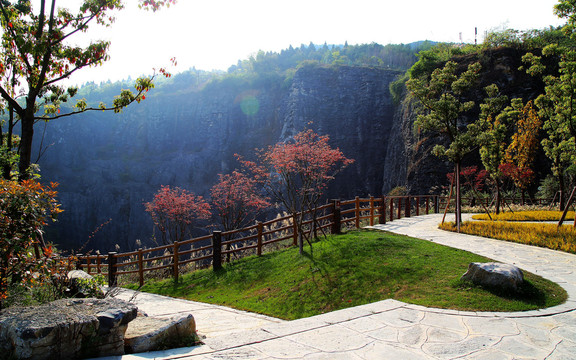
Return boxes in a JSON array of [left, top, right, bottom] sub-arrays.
[[67, 270, 105, 298], [124, 313, 197, 354], [0, 298, 138, 360], [461, 262, 524, 291]]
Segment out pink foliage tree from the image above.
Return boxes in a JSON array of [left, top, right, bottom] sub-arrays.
[[210, 170, 270, 232], [144, 185, 211, 245], [241, 129, 354, 254]]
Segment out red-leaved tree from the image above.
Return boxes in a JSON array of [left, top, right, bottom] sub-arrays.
[[144, 185, 211, 246], [210, 170, 270, 233], [241, 129, 354, 254], [210, 170, 270, 262]]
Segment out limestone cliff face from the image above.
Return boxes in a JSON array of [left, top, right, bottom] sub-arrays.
[[39, 65, 401, 252], [282, 65, 400, 198]]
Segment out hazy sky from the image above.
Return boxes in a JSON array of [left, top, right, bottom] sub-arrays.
[[54, 0, 566, 85]]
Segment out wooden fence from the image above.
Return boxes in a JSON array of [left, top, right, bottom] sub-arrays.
[[74, 195, 441, 287]]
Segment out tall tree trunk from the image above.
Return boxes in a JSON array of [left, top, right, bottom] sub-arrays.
[[455, 161, 462, 232], [18, 114, 35, 181], [495, 179, 501, 215], [559, 173, 566, 211]]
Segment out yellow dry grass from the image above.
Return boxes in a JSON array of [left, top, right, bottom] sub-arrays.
[[472, 210, 575, 222], [439, 220, 576, 254]]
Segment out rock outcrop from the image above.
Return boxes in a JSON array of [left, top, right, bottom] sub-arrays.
[[0, 298, 138, 360]]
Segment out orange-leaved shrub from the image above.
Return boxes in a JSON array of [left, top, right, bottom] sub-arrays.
[[0, 179, 64, 308]]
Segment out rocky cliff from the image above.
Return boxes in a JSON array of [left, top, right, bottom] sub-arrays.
[[38, 65, 402, 252]]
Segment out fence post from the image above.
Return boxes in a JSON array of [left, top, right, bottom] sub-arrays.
[[107, 252, 117, 287], [96, 253, 102, 274], [405, 196, 411, 217], [212, 231, 222, 271], [390, 197, 394, 221], [434, 196, 440, 213], [416, 196, 420, 216], [369, 196, 375, 226], [257, 222, 263, 256], [425, 197, 430, 214], [397, 198, 402, 219], [173, 241, 180, 283], [138, 248, 144, 287], [379, 196, 386, 224], [75, 254, 83, 270], [355, 196, 361, 228], [331, 199, 341, 235], [292, 215, 298, 246]]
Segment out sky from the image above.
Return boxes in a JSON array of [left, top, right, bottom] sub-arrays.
[[52, 0, 567, 85]]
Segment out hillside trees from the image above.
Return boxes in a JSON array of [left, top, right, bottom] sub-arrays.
[[241, 129, 354, 255], [515, 0, 576, 208], [0, 0, 174, 180], [523, 45, 576, 209], [406, 60, 481, 230]]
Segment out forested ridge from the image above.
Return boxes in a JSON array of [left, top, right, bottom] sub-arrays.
[[1, 0, 574, 255], [33, 25, 576, 252], [35, 41, 429, 252]]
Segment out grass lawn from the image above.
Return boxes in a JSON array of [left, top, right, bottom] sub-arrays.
[[129, 230, 566, 320]]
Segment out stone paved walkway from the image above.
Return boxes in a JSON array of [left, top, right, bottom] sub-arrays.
[[96, 213, 576, 360]]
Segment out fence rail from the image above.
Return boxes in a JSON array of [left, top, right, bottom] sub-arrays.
[[80, 193, 555, 287]]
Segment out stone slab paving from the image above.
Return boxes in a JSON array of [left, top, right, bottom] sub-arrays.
[[95, 214, 576, 360]]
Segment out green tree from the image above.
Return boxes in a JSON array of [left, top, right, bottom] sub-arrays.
[[475, 84, 509, 214], [523, 44, 576, 209], [520, 0, 576, 209], [406, 60, 481, 230], [0, 0, 175, 180]]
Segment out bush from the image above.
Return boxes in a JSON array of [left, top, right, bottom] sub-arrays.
[[388, 186, 407, 196], [0, 179, 63, 308]]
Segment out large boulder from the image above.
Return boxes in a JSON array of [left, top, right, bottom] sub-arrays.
[[0, 298, 138, 360], [124, 313, 197, 353], [461, 262, 524, 292]]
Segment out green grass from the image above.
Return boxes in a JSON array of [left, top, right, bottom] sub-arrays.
[[129, 230, 566, 320], [472, 210, 575, 221]]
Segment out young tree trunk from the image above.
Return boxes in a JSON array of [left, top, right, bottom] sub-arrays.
[[559, 174, 566, 211], [455, 161, 462, 232], [495, 180, 501, 215]]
